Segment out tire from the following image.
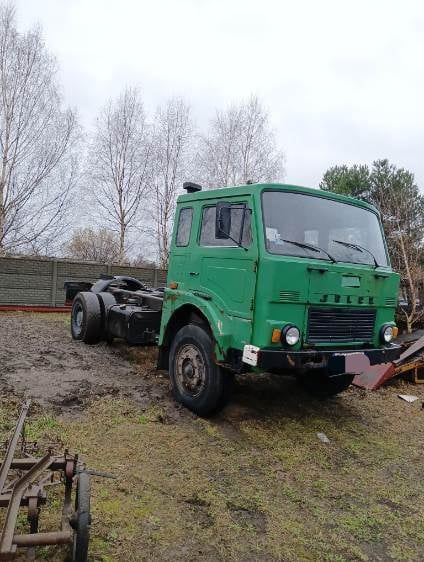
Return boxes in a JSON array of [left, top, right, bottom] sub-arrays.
[[298, 369, 354, 399], [97, 292, 116, 339], [72, 471, 91, 562], [71, 292, 102, 344], [169, 324, 231, 416]]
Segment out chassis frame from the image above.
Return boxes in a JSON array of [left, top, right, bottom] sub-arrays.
[[70, 275, 164, 346]]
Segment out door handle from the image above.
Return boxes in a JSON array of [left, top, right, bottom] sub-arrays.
[[189, 271, 199, 276]]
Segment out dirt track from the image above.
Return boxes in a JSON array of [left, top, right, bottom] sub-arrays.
[[0, 312, 171, 413]]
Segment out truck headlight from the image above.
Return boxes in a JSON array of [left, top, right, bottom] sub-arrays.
[[281, 325, 300, 346], [380, 324, 395, 343]]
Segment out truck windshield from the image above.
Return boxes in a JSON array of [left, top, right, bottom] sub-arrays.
[[262, 191, 389, 267]]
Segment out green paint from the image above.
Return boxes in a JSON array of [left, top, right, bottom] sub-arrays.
[[160, 183, 399, 366]]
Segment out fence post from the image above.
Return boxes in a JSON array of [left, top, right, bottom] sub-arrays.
[[51, 260, 58, 307], [106, 263, 112, 275], [153, 268, 158, 287]]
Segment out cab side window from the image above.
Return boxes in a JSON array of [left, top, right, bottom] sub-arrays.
[[200, 204, 252, 247], [176, 207, 193, 247]]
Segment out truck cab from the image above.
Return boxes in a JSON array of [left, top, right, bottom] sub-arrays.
[[159, 182, 401, 415]]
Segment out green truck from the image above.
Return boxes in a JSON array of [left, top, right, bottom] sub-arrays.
[[71, 182, 401, 416]]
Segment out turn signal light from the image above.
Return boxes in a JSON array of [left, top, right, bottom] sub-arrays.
[[169, 281, 178, 289], [271, 328, 281, 343], [392, 326, 399, 338]]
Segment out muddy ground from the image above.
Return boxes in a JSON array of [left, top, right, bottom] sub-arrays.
[[1, 312, 424, 562], [0, 312, 171, 413]]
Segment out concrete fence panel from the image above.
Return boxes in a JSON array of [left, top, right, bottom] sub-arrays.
[[0, 256, 167, 307]]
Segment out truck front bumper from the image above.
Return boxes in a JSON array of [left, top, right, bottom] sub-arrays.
[[254, 344, 402, 374]]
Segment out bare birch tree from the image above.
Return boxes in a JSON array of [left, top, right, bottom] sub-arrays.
[[0, 5, 79, 254], [87, 87, 151, 264], [151, 98, 192, 267], [197, 95, 284, 188]]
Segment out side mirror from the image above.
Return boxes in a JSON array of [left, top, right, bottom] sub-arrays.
[[215, 202, 232, 239]]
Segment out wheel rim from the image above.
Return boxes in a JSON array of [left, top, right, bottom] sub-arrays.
[[175, 344, 206, 398], [72, 303, 84, 336]]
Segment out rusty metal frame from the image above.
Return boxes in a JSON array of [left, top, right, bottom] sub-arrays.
[[394, 357, 424, 383], [0, 401, 31, 494], [354, 334, 424, 389], [0, 453, 55, 559], [0, 402, 86, 561]]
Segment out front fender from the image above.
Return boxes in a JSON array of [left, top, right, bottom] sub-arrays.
[[160, 289, 252, 360]]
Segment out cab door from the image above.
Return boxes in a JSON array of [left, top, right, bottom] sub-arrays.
[[193, 197, 257, 320]]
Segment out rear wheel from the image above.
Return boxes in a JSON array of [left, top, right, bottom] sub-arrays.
[[71, 292, 102, 344], [299, 369, 354, 398], [169, 324, 231, 416]]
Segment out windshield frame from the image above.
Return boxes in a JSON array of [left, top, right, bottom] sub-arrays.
[[260, 188, 390, 267]]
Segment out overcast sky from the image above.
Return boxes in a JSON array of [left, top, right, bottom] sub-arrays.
[[15, 0, 424, 189]]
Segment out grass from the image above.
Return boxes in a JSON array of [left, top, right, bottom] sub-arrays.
[[1, 359, 424, 560]]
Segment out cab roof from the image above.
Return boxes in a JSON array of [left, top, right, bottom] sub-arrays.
[[177, 182, 379, 214]]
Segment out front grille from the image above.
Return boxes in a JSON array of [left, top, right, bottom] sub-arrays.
[[307, 307, 376, 343]]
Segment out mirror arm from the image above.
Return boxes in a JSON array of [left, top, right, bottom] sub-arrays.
[[216, 227, 248, 251], [216, 204, 250, 251]]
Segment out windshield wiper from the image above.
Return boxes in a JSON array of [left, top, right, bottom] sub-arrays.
[[331, 239, 380, 268], [281, 239, 337, 263]]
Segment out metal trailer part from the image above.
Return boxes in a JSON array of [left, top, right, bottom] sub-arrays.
[[353, 335, 424, 390], [0, 401, 31, 493], [0, 403, 92, 562], [0, 453, 54, 559]]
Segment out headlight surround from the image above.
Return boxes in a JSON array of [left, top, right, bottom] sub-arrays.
[[281, 324, 300, 346], [380, 324, 395, 343]]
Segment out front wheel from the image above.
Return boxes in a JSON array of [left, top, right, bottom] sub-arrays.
[[298, 370, 354, 399], [169, 324, 231, 416]]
